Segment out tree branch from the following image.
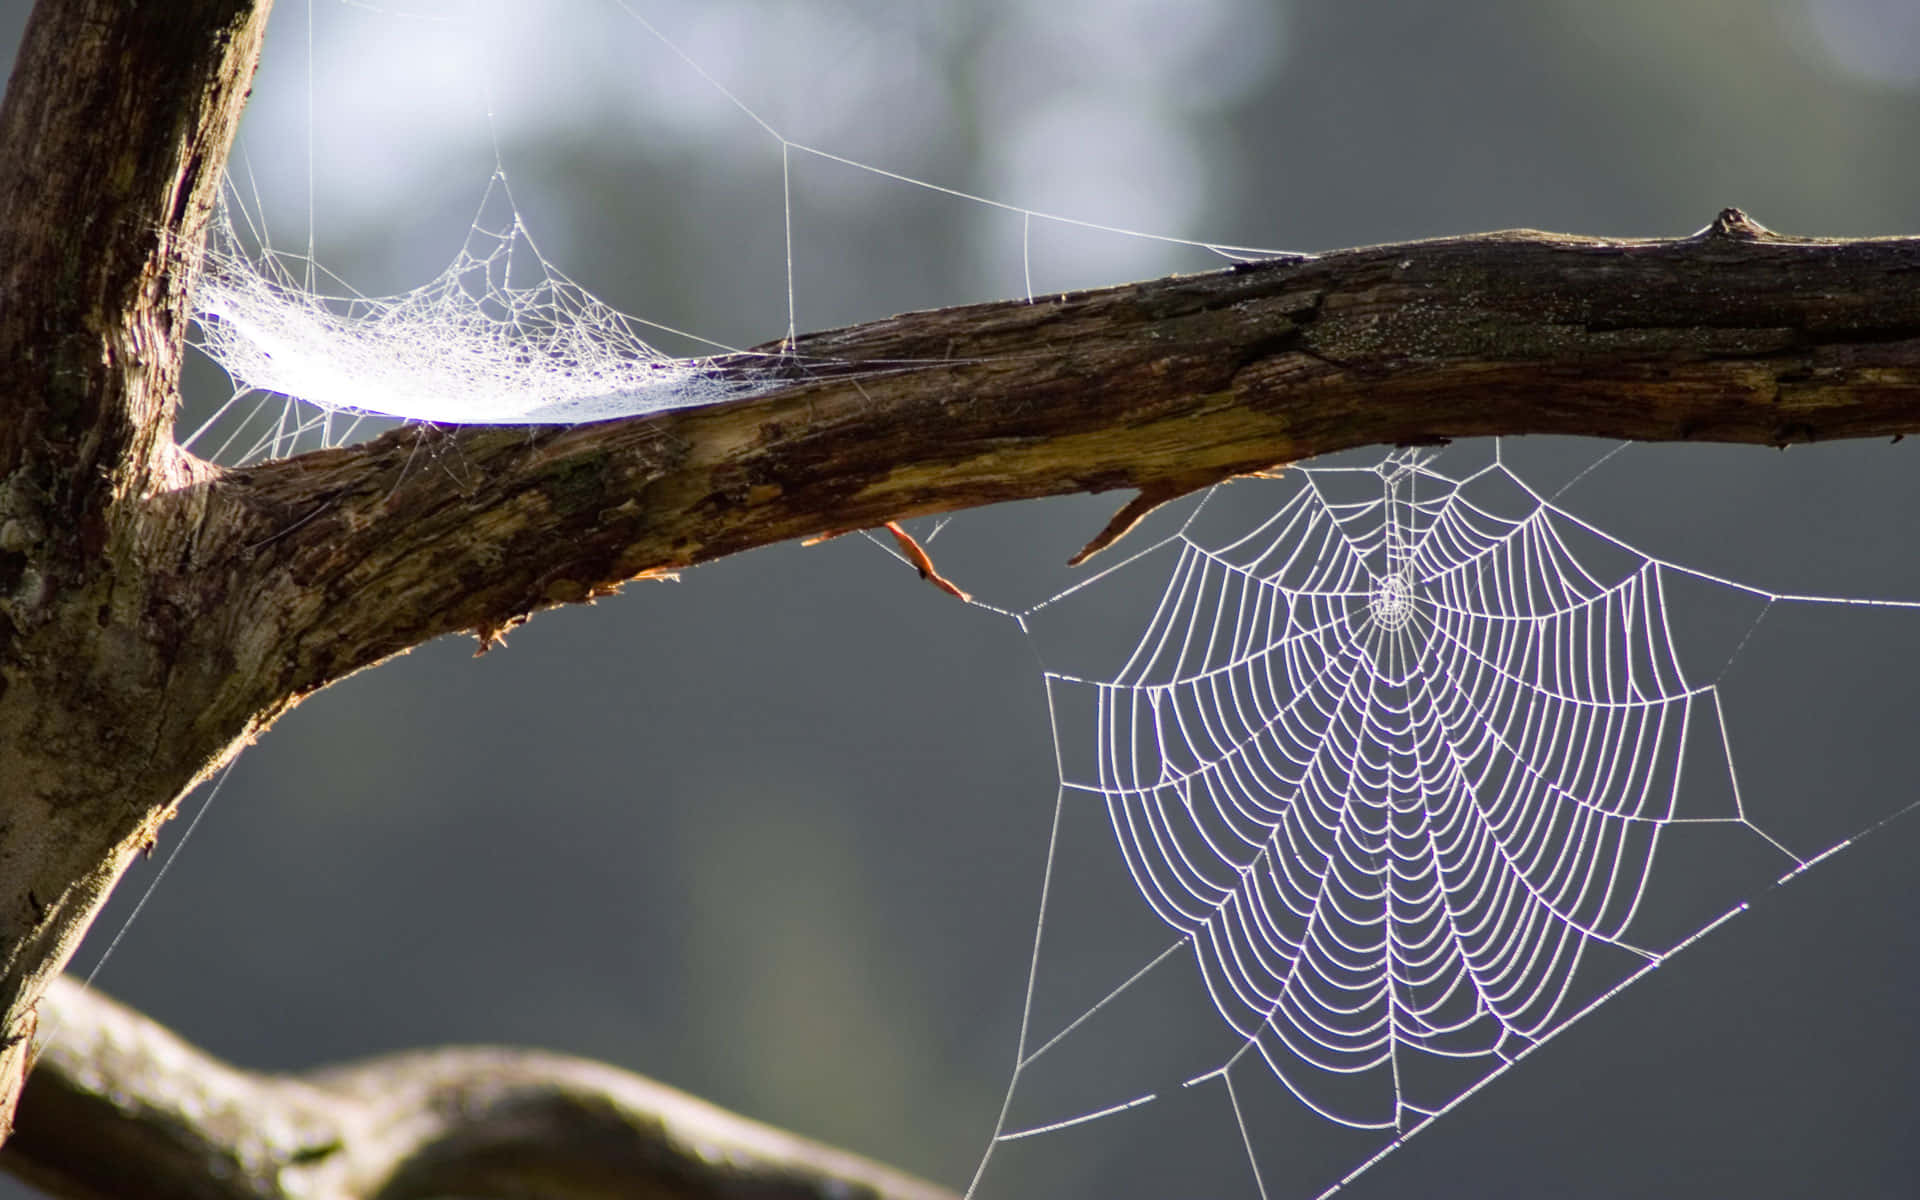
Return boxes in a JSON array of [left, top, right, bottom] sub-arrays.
[[0, 0, 257, 499], [197, 209, 1920, 705], [3, 976, 956, 1200], [7, 0, 1920, 1185], [0, 0, 270, 1137]]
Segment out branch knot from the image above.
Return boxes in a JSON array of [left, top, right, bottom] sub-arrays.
[[1699, 207, 1775, 241]]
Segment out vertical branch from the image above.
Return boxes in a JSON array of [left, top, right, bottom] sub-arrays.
[[0, 0, 272, 1139]]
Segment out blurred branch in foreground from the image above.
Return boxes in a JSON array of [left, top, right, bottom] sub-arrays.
[[3, 976, 956, 1200]]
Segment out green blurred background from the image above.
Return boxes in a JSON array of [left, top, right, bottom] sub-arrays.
[[6, 1, 1920, 1196]]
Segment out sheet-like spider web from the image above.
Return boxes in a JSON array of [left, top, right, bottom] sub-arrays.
[[186, 172, 792, 464], [974, 446, 1920, 1199]]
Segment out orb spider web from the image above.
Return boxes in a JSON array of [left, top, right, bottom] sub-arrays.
[[976, 444, 1920, 1200]]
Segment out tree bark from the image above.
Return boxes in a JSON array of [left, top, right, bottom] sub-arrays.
[[7, 0, 1920, 1186], [0, 0, 271, 1139], [209, 205, 1920, 679]]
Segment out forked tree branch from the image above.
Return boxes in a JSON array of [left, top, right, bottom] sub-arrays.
[[7, 0, 1920, 1190], [3, 976, 955, 1200]]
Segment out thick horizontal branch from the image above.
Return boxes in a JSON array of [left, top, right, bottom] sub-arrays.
[[3, 975, 956, 1200], [184, 209, 1920, 713]]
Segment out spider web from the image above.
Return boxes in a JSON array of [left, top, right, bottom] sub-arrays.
[[98, 3, 1919, 1197], [178, 0, 1277, 467], [972, 444, 1920, 1200], [185, 172, 793, 464]]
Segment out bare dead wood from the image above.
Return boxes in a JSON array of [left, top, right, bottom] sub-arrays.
[[1068, 466, 1267, 567], [881, 522, 971, 601], [2, 976, 954, 1200]]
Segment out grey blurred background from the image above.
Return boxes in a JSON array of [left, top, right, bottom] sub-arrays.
[[7, 1, 1920, 1196]]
